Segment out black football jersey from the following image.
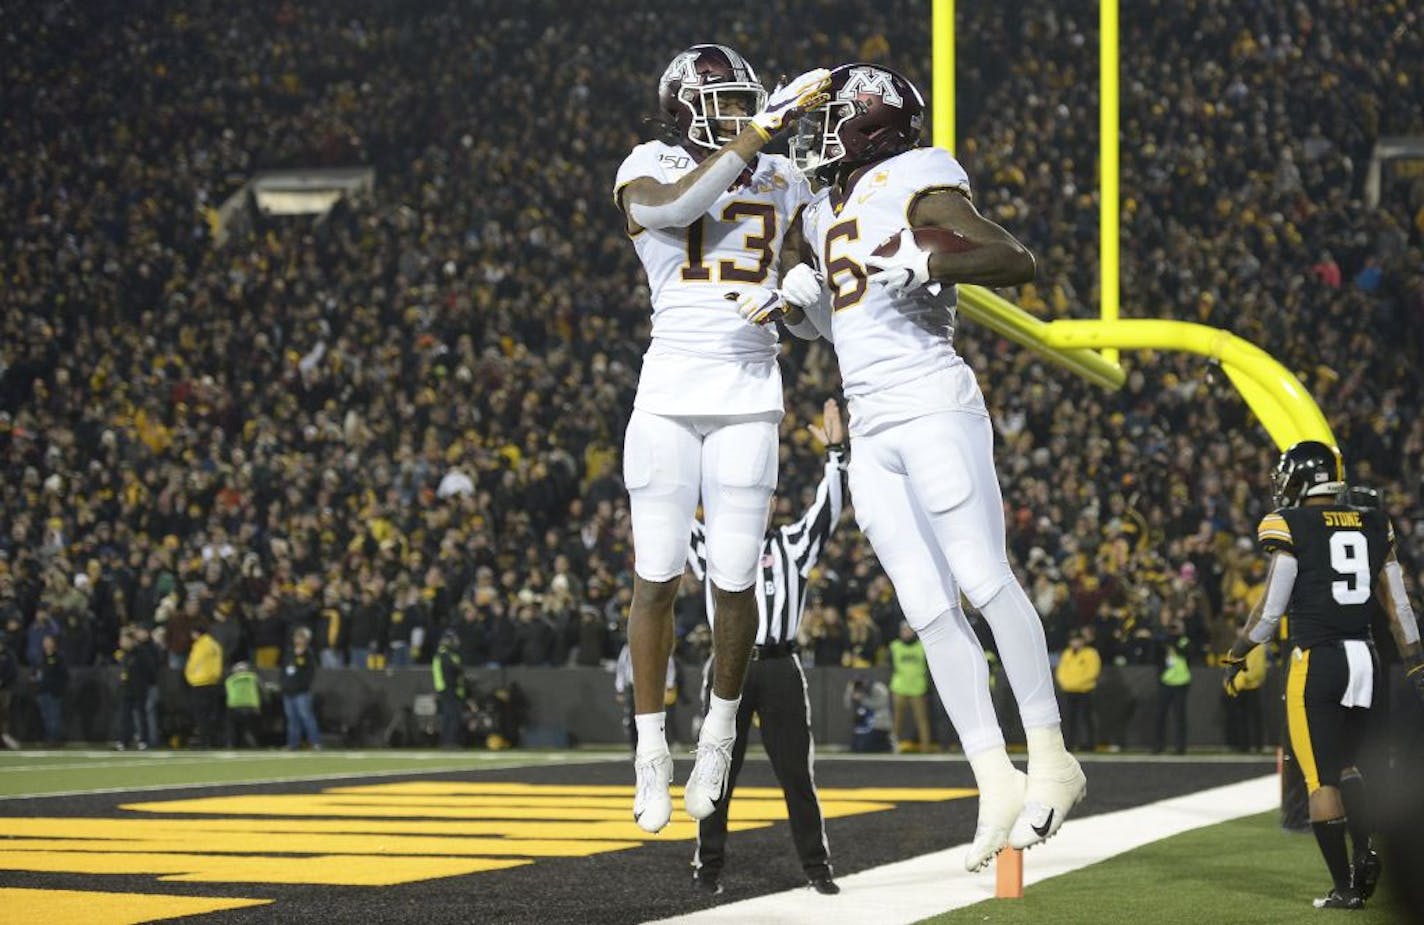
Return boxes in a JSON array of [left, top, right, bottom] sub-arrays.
[[1256, 503, 1394, 649]]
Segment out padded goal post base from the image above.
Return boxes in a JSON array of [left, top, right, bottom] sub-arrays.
[[995, 847, 1024, 899]]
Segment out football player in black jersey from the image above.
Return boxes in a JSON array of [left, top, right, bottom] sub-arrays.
[[1222, 441, 1424, 910]]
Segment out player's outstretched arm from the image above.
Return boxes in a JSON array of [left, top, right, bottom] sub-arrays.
[[620, 129, 771, 233], [1222, 551, 1295, 695], [908, 189, 1036, 287], [620, 69, 831, 234]]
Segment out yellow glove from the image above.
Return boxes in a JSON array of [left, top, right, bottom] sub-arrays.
[[664, 686, 678, 707], [1221, 651, 1247, 698]]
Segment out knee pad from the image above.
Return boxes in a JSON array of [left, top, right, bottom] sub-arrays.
[[704, 516, 764, 592]]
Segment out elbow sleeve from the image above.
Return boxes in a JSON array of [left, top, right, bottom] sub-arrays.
[[786, 296, 833, 342], [1249, 554, 1297, 645], [627, 154, 747, 229]]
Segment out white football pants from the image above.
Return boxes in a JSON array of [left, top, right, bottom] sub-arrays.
[[624, 408, 779, 591]]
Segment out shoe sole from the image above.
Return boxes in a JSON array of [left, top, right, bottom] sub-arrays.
[[965, 828, 1011, 873]]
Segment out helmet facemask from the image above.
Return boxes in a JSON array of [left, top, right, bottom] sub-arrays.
[[790, 99, 857, 179], [680, 82, 766, 149]]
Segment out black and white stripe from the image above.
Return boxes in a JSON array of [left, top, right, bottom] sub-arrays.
[[687, 450, 845, 644]]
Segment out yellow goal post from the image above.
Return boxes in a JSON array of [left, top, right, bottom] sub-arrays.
[[931, 0, 1335, 451]]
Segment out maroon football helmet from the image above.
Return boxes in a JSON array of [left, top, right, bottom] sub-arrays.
[[658, 44, 767, 150], [790, 63, 925, 181]]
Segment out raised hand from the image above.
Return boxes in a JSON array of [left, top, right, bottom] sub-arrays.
[[751, 68, 832, 136]]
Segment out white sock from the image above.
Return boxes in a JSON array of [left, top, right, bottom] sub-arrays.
[[967, 745, 1018, 788], [634, 712, 668, 758], [967, 746, 1021, 819], [1025, 724, 1070, 769], [976, 582, 1061, 728], [701, 694, 739, 742], [915, 607, 1005, 756]]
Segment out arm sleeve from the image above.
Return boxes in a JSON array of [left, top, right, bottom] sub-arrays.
[[626, 154, 748, 230], [785, 291, 833, 342], [783, 452, 846, 578], [1248, 553, 1297, 645], [1383, 560, 1420, 646]]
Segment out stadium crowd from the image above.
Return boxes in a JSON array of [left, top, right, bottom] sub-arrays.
[[1, 1, 1421, 742]]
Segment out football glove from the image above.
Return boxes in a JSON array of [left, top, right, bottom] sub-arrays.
[[1221, 651, 1248, 698], [751, 68, 832, 136], [1406, 655, 1424, 706], [727, 288, 786, 326], [865, 229, 932, 295], [780, 263, 824, 308]]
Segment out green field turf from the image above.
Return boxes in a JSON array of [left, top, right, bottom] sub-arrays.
[[928, 811, 1400, 925], [0, 749, 620, 798]]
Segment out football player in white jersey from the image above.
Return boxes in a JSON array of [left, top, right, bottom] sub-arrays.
[[743, 62, 1087, 872], [612, 45, 830, 834]]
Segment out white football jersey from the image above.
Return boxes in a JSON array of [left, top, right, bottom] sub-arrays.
[[801, 147, 987, 436], [614, 141, 811, 415]]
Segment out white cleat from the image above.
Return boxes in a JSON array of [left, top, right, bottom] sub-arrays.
[[1009, 753, 1086, 850], [683, 734, 734, 820], [633, 751, 674, 833], [965, 767, 1028, 872]]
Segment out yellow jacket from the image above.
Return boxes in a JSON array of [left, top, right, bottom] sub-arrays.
[[1056, 645, 1102, 694]]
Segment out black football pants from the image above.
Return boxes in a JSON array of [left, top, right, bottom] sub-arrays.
[[693, 653, 830, 880]]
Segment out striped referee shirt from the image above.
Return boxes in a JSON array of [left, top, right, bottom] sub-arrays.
[[686, 449, 846, 645]]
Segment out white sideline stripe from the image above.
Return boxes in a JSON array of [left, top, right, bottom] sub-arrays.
[[651, 773, 1279, 925], [0, 754, 625, 800], [0, 750, 601, 773]]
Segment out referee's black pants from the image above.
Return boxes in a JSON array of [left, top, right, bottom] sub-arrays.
[[694, 649, 830, 881]]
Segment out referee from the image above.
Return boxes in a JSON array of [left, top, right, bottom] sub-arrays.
[[686, 398, 846, 897]]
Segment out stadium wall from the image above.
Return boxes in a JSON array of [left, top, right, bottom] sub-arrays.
[[5, 665, 1417, 752]]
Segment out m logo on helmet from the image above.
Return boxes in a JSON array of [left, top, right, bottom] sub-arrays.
[[661, 52, 699, 91], [839, 67, 903, 108]]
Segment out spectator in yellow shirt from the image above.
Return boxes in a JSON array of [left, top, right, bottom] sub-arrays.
[[1056, 630, 1101, 752]]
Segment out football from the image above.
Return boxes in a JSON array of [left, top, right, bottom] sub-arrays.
[[872, 226, 977, 258]]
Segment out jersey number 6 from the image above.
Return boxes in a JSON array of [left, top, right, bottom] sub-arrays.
[[825, 218, 867, 311]]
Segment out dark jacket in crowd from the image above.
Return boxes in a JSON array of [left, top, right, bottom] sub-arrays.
[[485, 613, 518, 666], [456, 615, 489, 666], [349, 600, 387, 652], [281, 649, 316, 696], [118, 645, 157, 699], [35, 650, 68, 696], [514, 613, 556, 666], [0, 644, 17, 692]]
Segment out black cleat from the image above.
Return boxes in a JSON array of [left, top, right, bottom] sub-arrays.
[[1351, 849, 1380, 901], [1312, 888, 1363, 910], [692, 873, 723, 896], [808, 875, 840, 895]]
